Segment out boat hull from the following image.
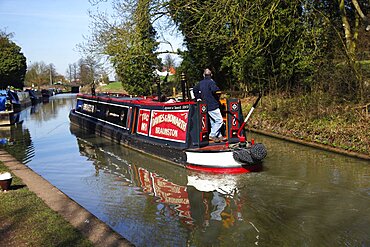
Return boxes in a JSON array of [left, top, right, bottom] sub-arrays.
[[0, 111, 20, 126], [69, 109, 187, 166], [186, 149, 262, 174]]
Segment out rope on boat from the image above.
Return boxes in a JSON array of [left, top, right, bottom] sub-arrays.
[[233, 143, 267, 165]]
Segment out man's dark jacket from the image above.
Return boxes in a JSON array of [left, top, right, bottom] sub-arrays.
[[193, 76, 220, 111]]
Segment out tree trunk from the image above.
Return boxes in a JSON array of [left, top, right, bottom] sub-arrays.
[[352, 0, 370, 31], [339, 0, 354, 55]]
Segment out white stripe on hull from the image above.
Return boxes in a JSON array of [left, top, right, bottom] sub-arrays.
[[185, 151, 243, 168]]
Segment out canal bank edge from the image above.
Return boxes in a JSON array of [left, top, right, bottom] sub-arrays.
[[251, 128, 370, 161], [0, 149, 134, 247]]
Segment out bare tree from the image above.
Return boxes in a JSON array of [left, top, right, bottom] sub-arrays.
[[48, 63, 56, 85], [25, 61, 49, 88], [163, 54, 175, 70], [78, 56, 102, 85], [66, 64, 73, 83]]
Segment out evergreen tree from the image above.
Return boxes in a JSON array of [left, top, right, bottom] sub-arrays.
[[0, 31, 27, 89], [116, 0, 160, 95]]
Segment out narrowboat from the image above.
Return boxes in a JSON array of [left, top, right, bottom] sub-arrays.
[[25, 89, 43, 105], [41, 89, 55, 102], [0, 89, 32, 112], [15, 91, 32, 110], [0, 90, 22, 126], [69, 92, 267, 174]]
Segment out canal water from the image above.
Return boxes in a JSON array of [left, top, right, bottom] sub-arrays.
[[1, 94, 369, 246]]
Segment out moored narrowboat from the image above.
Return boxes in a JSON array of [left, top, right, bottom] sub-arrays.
[[25, 89, 43, 105], [69, 93, 267, 174], [0, 90, 23, 126]]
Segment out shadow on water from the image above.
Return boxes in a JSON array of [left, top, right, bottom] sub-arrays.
[[0, 94, 369, 246]]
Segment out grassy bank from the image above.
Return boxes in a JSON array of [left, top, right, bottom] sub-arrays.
[[0, 163, 93, 247], [99, 81, 126, 92], [242, 93, 370, 156], [79, 81, 126, 94]]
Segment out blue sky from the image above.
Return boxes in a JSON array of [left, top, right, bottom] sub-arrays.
[[0, 0, 92, 75], [0, 0, 183, 77]]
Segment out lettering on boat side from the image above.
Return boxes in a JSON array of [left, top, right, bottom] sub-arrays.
[[82, 103, 95, 113], [137, 109, 151, 135], [149, 110, 189, 143], [164, 104, 190, 110]]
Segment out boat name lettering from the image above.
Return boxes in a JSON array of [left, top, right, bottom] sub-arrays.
[[152, 113, 187, 131], [141, 122, 148, 131], [164, 105, 189, 110], [158, 195, 189, 205], [155, 127, 178, 137], [141, 112, 150, 121], [137, 109, 151, 135], [82, 103, 95, 113]]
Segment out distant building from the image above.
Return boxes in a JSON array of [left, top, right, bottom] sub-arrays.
[[154, 66, 176, 76]]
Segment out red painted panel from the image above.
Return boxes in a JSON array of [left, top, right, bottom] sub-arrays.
[[149, 110, 189, 143], [137, 109, 151, 136]]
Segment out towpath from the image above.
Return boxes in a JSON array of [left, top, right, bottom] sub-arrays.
[[0, 149, 134, 247]]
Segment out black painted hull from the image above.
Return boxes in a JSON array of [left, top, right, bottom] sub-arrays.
[[69, 109, 187, 166]]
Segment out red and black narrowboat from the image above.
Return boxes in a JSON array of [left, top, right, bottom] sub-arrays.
[[69, 92, 267, 174]]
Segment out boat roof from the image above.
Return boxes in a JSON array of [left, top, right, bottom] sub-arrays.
[[78, 93, 196, 107]]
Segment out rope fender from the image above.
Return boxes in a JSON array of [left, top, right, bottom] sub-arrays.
[[232, 143, 267, 165]]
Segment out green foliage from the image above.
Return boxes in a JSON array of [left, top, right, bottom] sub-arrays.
[[170, 0, 369, 101], [86, 0, 161, 95], [0, 31, 27, 89], [100, 81, 123, 91], [170, 0, 322, 92], [83, 0, 369, 101]]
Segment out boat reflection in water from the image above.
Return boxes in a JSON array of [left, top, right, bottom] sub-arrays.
[[71, 125, 247, 245], [0, 116, 35, 164], [137, 168, 243, 230], [186, 172, 245, 244]]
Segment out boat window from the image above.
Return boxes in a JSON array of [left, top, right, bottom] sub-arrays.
[[104, 105, 129, 128]]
